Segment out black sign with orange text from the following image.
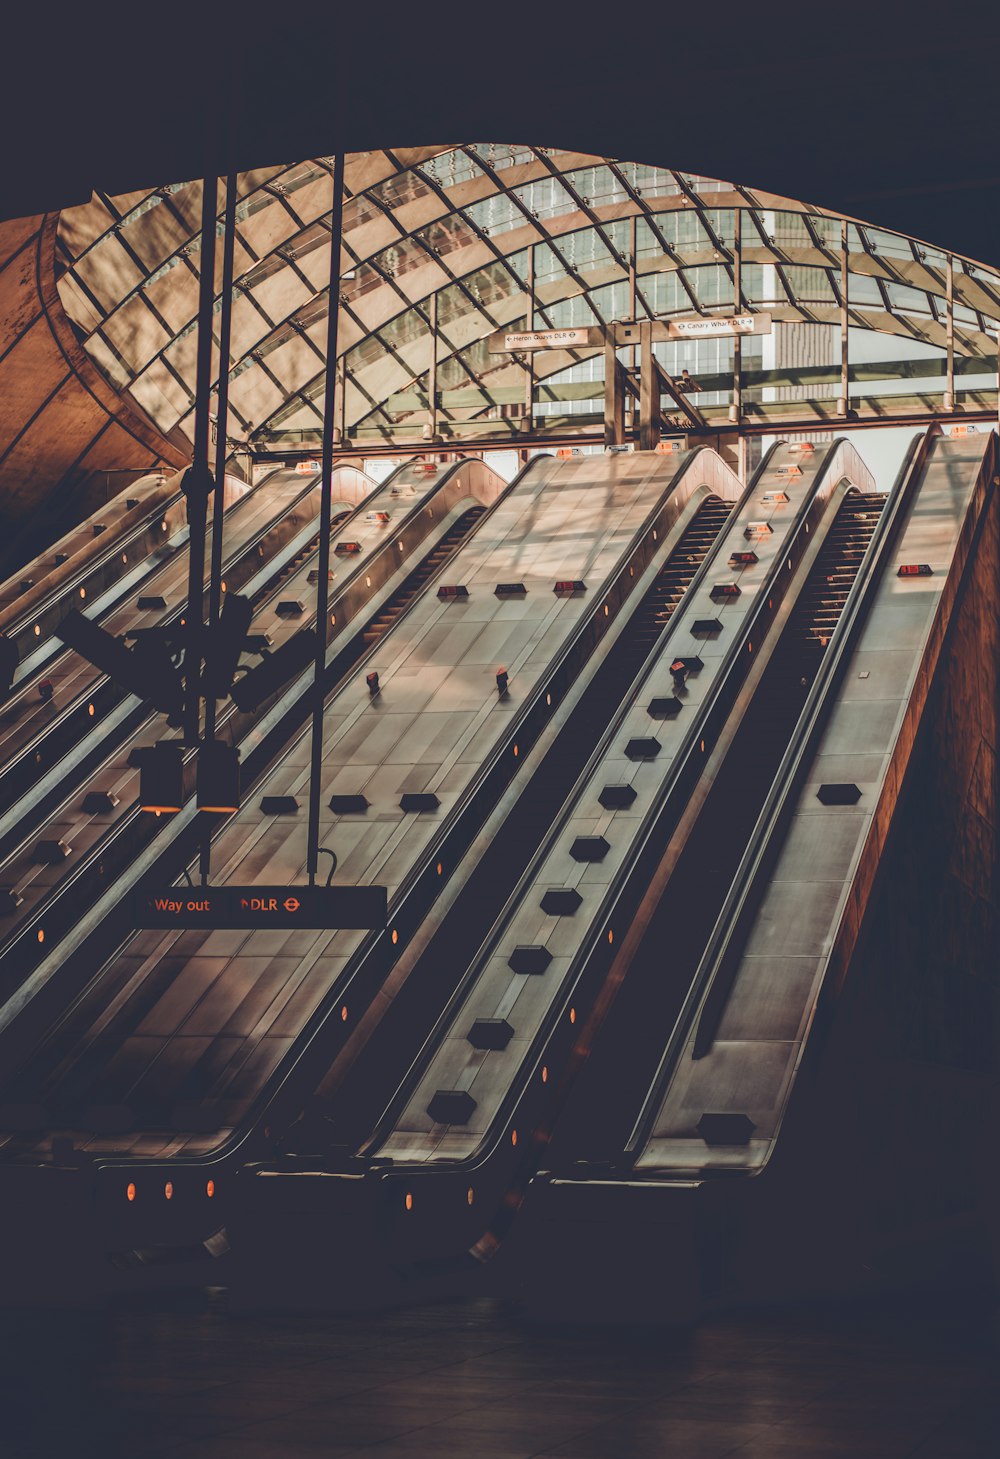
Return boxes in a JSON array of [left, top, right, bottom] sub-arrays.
[[134, 884, 388, 930]]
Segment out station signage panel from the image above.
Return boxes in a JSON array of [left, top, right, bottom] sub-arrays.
[[491, 326, 602, 353], [134, 884, 388, 930], [661, 313, 771, 340]]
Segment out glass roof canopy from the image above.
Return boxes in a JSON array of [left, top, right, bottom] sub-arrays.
[[55, 145, 1000, 452]]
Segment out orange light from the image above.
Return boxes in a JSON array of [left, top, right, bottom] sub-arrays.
[[221, 581, 227, 594], [569, 1008, 576, 1025], [164, 1182, 173, 1201], [608, 929, 613, 944], [405, 1191, 413, 1211], [37, 929, 44, 944], [603, 604, 609, 617], [511, 1129, 518, 1147], [161, 521, 168, 532], [541, 1066, 548, 1083], [467, 1187, 475, 1206], [701, 739, 706, 752], [436, 862, 443, 876], [340, 1004, 348, 1022], [126, 1182, 136, 1202], [79, 588, 86, 598], [330, 614, 336, 625], [513, 744, 519, 758], [121, 552, 128, 563], [33, 625, 40, 636], [88, 704, 95, 716], [206, 1179, 215, 1198], [391, 928, 398, 945], [546, 693, 551, 706]]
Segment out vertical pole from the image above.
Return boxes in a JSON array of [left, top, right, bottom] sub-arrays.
[[944, 254, 955, 411], [182, 176, 219, 746], [731, 208, 742, 426], [524, 247, 535, 434], [306, 150, 346, 887], [838, 218, 849, 416], [428, 291, 438, 442], [198, 172, 238, 883]]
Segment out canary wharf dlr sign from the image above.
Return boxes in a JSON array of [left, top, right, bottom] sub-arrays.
[[134, 884, 388, 929]]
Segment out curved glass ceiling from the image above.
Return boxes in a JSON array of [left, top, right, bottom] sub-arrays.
[[55, 145, 1000, 449]]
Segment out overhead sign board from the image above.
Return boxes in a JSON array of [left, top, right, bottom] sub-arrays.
[[661, 313, 771, 340], [135, 884, 388, 930], [491, 327, 601, 353]]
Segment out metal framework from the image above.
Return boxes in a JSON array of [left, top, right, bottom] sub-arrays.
[[54, 146, 1000, 454]]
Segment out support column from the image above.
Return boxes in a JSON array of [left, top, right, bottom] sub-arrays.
[[838, 218, 849, 416], [524, 249, 535, 434], [604, 331, 626, 446], [639, 320, 660, 452], [944, 254, 955, 411]]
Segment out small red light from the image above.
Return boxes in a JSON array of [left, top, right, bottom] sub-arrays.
[[206, 1180, 215, 1198], [126, 1182, 136, 1202]]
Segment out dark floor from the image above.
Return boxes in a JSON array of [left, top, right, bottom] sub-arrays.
[[0, 1289, 996, 1459]]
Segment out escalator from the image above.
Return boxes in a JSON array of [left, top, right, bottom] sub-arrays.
[[0, 464, 504, 1042], [308, 496, 734, 1154], [544, 490, 886, 1168]]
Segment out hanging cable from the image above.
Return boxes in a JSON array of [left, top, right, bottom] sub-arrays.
[[306, 150, 346, 887], [182, 174, 218, 748], [199, 171, 239, 884]]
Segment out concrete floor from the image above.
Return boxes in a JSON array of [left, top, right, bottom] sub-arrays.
[[1, 1291, 996, 1458]]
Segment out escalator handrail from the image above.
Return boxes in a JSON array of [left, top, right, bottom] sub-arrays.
[[625, 426, 948, 1161]]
